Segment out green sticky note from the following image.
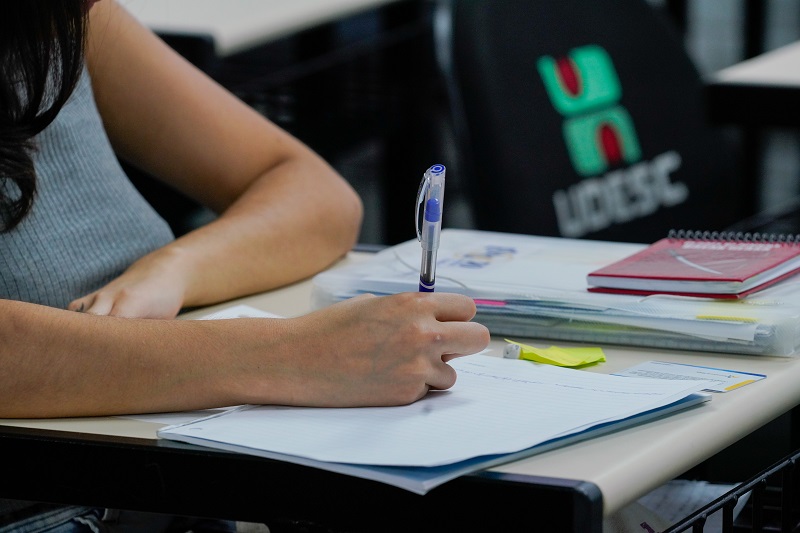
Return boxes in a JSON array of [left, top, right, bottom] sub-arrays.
[[505, 339, 606, 367]]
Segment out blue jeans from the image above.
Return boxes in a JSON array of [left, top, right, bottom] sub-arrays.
[[0, 506, 105, 533], [0, 503, 237, 533]]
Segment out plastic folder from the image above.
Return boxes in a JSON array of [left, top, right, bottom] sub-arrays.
[[311, 230, 800, 357]]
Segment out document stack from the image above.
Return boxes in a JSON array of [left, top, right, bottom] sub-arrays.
[[311, 229, 800, 357]]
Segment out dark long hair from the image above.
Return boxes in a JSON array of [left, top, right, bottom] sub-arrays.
[[0, 1, 87, 231]]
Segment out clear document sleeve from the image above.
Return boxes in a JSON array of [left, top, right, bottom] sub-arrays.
[[312, 230, 800, 356]]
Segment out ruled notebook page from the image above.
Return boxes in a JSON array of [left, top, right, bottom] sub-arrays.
[[159, 354, 709, 467]]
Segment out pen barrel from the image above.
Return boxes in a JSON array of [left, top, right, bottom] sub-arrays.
[[419, 247, 438, 292], [420, 218, 441, 249], [420, 247, 438, 280], [419, 218, 441, 292]]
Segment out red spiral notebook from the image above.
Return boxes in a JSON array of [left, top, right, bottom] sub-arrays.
[[586, 231, 800, 299]]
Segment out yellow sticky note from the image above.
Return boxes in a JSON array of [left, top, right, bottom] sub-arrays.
[[725, 380, 756, 391], [696, 315, 758, 323], [504, 339, 606, 367]]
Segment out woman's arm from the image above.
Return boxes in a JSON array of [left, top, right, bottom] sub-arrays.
[[0, 2, 491, 420], [75, 0, 362, 317], [0, 293, 489, 418]]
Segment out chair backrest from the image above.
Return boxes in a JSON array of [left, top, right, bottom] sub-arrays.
[[437, 0, 746, 243]]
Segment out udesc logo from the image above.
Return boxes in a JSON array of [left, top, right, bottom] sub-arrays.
[[537, 45, 688, 237]]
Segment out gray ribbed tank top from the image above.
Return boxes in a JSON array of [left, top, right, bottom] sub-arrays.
[[0, 68, 176, 519], [0, 68, 174, 309]]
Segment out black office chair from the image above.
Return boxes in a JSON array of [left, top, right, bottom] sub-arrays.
[[435, 0, 749, 243]]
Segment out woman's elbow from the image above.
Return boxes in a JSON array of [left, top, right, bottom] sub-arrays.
[[334, 180, 364, 252]]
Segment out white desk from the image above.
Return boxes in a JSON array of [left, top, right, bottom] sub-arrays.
[[707, 40, 800, 128], [3, 253, 800, 531], [704, 40, 800, 240], [121, 0, 402, 56], [712, 40, 800, 88]]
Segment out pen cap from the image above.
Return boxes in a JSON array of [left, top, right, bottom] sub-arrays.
[[425, 164, 446, 210], [416, 164, 446, 242], [503, 343, 522, 359]]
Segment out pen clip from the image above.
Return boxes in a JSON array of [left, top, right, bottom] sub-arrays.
[[415, 173, 430, 242]]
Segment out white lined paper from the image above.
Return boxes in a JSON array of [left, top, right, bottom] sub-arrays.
[[159, 354, 711, 467]]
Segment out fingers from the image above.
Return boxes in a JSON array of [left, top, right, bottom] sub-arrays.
[[442, 352, 472, 363], [409, 294, 489, 392], [381, 292, 489, 383], [67, 285, 182, 319], [67, 299, 87, 313], [68, 293, 125, 317], [68, 294, 113, 316], [429, 320, 489, 392], [424, 292, 478, 322], [426, 360, 458, 391], [351, 292, 376, 301], [436, 320, 490, 360]]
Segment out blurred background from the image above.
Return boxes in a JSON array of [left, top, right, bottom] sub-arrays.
[[126, 0, 800, 247]]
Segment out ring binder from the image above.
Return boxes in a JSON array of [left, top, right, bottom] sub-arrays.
[[667, 229, 800, 243]]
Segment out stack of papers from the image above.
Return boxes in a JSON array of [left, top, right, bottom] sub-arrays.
[[311, 229, 800, 356], [158, 354, 710, 494]]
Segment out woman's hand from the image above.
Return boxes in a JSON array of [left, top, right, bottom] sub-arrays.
[[244, 292, 491, 407], [67, 249, 189, 318]]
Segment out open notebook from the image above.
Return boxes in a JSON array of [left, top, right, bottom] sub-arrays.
[[159, 354, 710, 494]]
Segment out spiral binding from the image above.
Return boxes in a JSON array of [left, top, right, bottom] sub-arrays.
[[667, 229, 800, 243]]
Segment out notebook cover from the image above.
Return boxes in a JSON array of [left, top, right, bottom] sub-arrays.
[[587, 264, 800, 299], [587, 237, 800, 295]]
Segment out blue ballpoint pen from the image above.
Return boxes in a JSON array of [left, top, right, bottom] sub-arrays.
[[416, 164, 446, 292]]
